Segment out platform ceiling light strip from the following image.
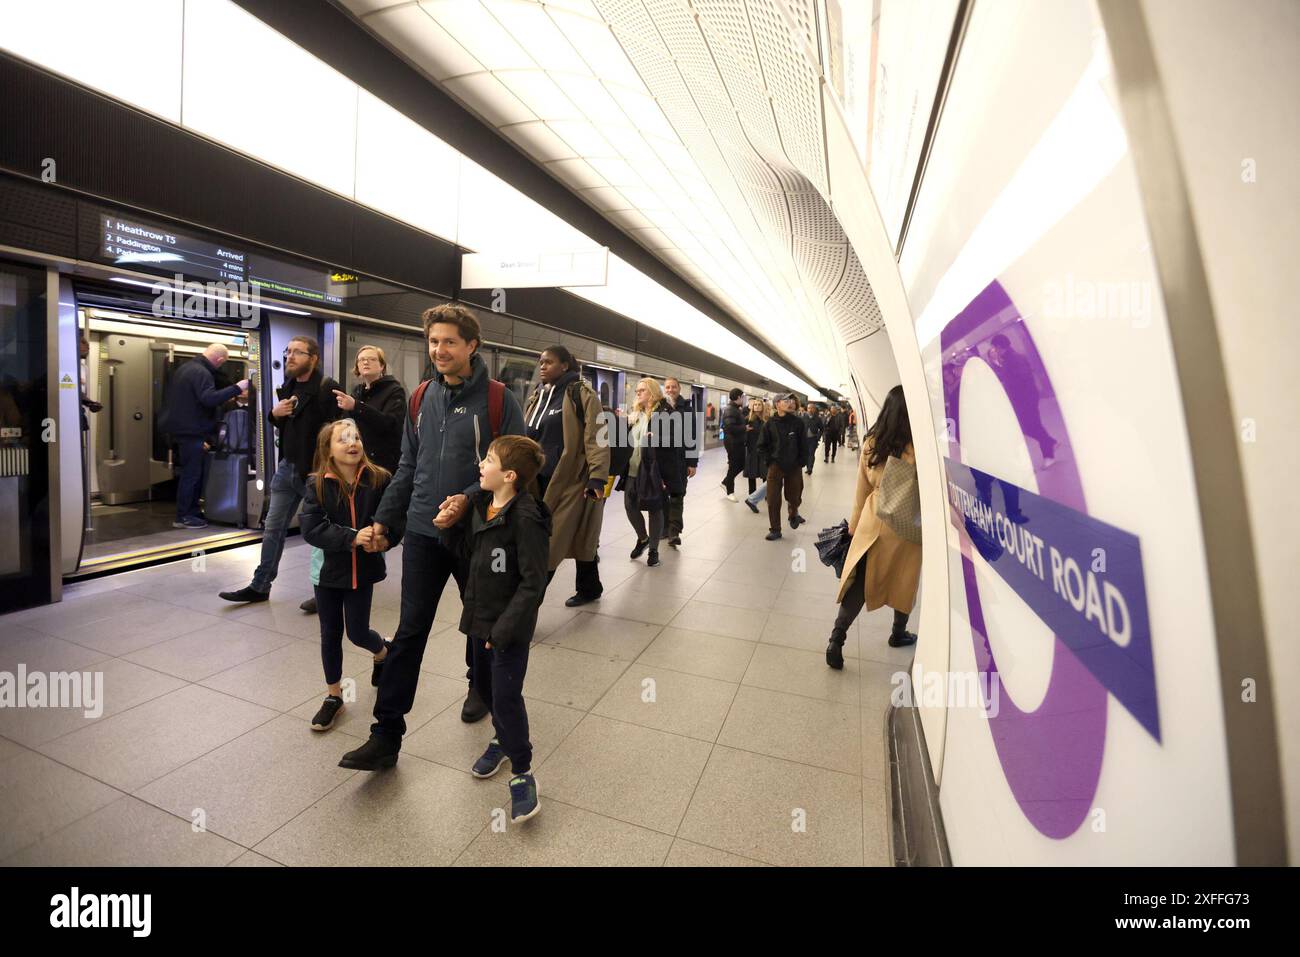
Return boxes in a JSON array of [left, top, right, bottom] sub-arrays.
[[347, 0, 842, 387], [0, 0, 816, 391]]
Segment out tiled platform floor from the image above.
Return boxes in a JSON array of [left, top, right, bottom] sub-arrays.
[[0, 445, 912, 866]]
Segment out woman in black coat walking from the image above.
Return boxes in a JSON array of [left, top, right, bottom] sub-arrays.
[[743, 397, 770, 497]]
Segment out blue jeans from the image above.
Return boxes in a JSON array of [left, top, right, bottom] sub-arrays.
[[251, 458, 307, 593], [175, 437, 208, 521], [471, 635, 532, 773], [746, 483, 767, 506]]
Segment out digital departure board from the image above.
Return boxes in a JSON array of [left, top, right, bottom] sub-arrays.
[[248, 257, 345, 306], [100, 215, 247, 283], [93, 208, 351, 308]]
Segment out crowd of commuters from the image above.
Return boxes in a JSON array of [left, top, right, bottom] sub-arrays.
[[183, 302, 920, 826]]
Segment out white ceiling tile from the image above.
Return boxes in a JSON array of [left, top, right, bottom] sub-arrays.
[[578, 186, 633, 210], [545, 157, 609, 189], [549, 73, 630, 127], [546, 119, 617, 156], [585, 155, 645, 187], [481, 0, 593, 74], [604, 207, 656, 230], [496, 69, 582, 119], [441, 72, 537, 125], [343, 0, 409, 15], [499, 120, 580, 160], [368, 5, 486, 80], [614, 185, 664, 209], [551, 8, 655, 87], [421, 0, 538, 70]]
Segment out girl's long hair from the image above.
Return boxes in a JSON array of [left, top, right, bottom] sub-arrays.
[[865, 386, 912, 469], [310, 419, 391, 502], [747, 398, 769, 424]]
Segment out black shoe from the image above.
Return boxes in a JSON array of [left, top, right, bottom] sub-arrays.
[[765, 530, 782, 541], [647, 549, 660, 567], [630, 538, 650, 560], [805, 469, 812, 475], [338, 734, 399, 770], [300, 596, 317, 614], [371, 640, 392, 687], [310, 695, 344, 731], [219, 586, 269, 603], [564, 592, 601, 608], [789, 514, 805, 529], [667, 536, 681, 548], [461, 686, 490, 723], [745, 498, 759, 514], [826, 636, 846, 670], [888, 630, 918, 648]]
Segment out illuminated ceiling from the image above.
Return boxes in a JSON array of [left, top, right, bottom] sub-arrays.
[[341, 0, 887, 393]]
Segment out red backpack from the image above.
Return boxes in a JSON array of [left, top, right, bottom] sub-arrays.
[[408, 377, 506, 442]]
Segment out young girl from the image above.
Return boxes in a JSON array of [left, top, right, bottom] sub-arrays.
[[299, 418, 400, 730]]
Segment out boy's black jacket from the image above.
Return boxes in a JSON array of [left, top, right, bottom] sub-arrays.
[[299, 466, 404, 590], [448, 488, 552, 651]]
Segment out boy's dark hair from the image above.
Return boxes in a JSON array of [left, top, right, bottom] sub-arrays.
[[422, 303, 481, 352], [729, 387, 743, 401], [491, 434, 544, 490]]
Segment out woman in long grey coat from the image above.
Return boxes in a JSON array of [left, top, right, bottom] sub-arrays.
[[524, 346, 610, 607]]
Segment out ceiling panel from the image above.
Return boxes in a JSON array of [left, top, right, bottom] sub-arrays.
[[343, 0, 891, 387]]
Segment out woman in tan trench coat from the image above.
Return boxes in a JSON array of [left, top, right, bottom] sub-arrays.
[[524, 346, 610, 607], [827, 385, 922, 669]]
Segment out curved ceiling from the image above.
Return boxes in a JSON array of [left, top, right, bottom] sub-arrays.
[[342, 0, 887, 395]]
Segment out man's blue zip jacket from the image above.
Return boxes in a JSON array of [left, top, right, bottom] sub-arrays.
[[373, 352, 525, 541]]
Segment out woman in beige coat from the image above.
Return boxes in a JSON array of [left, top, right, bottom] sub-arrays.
[[524, 346, 610, 607], [827, 385, 922, 669]]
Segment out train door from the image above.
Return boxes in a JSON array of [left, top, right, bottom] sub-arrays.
[[70, 296, 269, 576], [0, 260, 53, 612]]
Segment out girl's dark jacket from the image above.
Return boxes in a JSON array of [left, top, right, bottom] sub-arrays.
[[299, 465, 403, 590]]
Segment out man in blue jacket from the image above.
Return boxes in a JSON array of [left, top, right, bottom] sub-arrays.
[[341, 304, 525, 771], [158, 344, 248, 529]]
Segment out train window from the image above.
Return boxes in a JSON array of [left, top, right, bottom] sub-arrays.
[[497, 354, 538, 409]]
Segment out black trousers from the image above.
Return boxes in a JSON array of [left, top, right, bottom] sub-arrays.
[[723, 441, 746, 494], [470, 635, 532, 773], [546, 557, 603, 599], [834, 553, 910, 637], [624, 485, 664, 544], [665, 492, 686, 538], [315, 582, 384, 685], [372, 532, 467, 742]]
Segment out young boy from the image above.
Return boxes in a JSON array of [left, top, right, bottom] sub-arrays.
[[439, 434, 551, 823]]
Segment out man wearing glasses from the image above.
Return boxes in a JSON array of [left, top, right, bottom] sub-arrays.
[[220, 336, 343, 603]]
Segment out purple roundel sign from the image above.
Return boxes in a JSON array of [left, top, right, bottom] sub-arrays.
[[940, 281, 1157, 839]]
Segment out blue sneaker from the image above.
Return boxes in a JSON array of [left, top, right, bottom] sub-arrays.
[[471, 739, 507, 778], [509, 773, 540, 824]]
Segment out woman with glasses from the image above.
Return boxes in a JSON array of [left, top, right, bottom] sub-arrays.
[[332, 345, 406, 473]]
